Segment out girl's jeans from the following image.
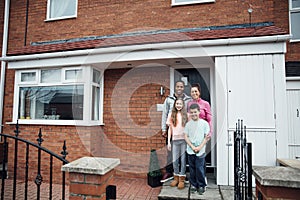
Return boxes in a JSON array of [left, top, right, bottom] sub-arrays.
[[172, 139, 187, 176], [187, 153, 206, 188]]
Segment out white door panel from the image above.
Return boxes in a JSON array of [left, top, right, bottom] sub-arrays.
[[286, 89, 300, 159], [227, 55, 275, 129]]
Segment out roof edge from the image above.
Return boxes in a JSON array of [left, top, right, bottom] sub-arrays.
[[2, 34, 290, 63], [31, 22, 275, 46]]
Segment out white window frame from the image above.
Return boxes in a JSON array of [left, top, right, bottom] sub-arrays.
[[19, 70, 38, 84], [46, 0, 78, 21], [289, 0, 300, 42], [90, 69, 103, 122], [12, 66, 104, 126], [63, 67, 83, 83], [171, 0, 215, 6]]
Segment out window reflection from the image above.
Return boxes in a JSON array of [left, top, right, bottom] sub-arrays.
[[19, 85, 84, 120]]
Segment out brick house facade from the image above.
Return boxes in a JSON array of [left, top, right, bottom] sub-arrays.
[[0, 0, 299, 185]]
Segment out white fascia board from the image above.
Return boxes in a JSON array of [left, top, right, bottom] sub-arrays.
[[6, 35, 290, 69]]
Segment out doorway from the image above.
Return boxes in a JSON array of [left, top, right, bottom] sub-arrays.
[[174, 68, 215, 172]]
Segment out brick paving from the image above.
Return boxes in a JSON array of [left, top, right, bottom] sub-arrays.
[[0, 176, 161, 200], [0, 179, 69, 199], [115, 177, 161, 200]]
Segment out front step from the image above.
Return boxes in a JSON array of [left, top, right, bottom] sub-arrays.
[[158, 175, 221, 200], [158, 185, 222, 200]]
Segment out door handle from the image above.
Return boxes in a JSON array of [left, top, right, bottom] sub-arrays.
[[297, 109, 299, 118]]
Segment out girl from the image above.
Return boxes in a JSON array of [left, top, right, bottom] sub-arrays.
[[167, 98, 188, 189]]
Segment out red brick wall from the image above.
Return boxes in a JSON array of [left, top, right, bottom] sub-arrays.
[[7, 0, 281, 51], [100, 67, 169, 177], [6, 0, 300, 60], [69, 170, 115, 200], [273, 0, 300, 61]]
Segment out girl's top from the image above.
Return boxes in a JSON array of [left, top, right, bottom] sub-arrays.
[[187, 98, 213, 136], [167, 112, 185, 140]]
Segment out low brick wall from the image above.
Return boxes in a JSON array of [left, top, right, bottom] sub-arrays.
[[62, 157, 120, 200], [253, 166, 300, 200]]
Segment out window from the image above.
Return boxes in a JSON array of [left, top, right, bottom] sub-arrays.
[[21, 71, 37, 83], [290, 0, 300, 41], [14, 67, 103, 125], [47, 0, 77, 20], [91, 69, 101, 121], [286, 61, 300, 77], [19, 85, 84, 120], [172, 0, 215, 6]]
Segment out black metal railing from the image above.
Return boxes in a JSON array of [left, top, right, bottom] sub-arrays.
[[0, 121, 69, 200], [234, 120, 252, 200]]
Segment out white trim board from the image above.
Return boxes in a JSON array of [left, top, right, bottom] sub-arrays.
[[5, 35, 289, 69]]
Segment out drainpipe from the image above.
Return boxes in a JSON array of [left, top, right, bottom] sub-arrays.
[[0, 0, 10, 133]]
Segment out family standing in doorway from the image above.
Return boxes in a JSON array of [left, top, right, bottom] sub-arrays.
[[161, 80, 212, 195]]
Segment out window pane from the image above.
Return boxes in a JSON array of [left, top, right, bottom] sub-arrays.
[[41, 69, 61, 83], [292, 0, 300, 9], [65, 69, 82, 80], [291, 12, 300, 40], [92, 86, 100, 120], [19, 85, 84, 120], [50, 0, 76, 19], [93, 69, 101, 84], [21, 72, 36, 82]]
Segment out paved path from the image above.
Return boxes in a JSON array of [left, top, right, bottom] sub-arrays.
[[0, 177, 161, 200], [115, 177, 161, 200], [0, 179, 69, 199], [0, 177, 236, 199]]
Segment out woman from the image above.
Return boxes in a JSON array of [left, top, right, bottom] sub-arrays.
[[187, 83, 212, 136]]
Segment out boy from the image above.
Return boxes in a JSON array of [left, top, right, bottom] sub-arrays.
[[184, 103, 211, 195]]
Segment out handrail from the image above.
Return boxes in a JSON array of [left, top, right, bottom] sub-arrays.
[[0, 133, 68, 163]]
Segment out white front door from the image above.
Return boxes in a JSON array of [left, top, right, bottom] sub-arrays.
[[286, 83, 300, 159]]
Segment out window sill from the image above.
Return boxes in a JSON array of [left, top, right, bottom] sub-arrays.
[[171, 0, 215, 7], [290, 39, 300, 43], [7, 120, 105, 126], [45, 15, 77, 22]]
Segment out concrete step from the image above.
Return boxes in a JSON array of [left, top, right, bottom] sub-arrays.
[[158, 177, 224, 200], [157, 172, 255, 200]]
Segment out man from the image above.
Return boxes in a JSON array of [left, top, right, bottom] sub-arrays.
[[161, 80, 191, 182]]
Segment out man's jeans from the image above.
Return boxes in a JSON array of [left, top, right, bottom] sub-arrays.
[[166, 136, 173, 174], [172, 139, 187, 176], [187, 153, 206, 188]]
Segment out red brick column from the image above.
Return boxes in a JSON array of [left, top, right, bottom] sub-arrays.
[[253, 166, 300, 200], [62, 157, 120, 200]]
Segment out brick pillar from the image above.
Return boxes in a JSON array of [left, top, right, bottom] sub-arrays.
[[62, 157, 120, 200]]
